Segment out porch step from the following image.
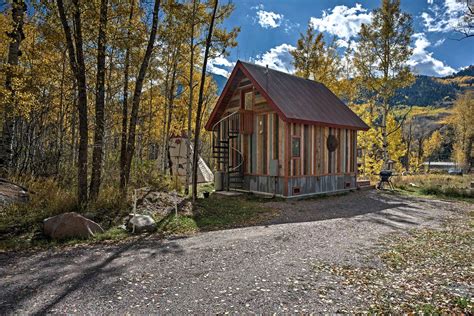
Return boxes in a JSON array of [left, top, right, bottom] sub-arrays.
[[213, 153, 228, 158], [358, 185, 376, 191], [357, 180, 375, 191]]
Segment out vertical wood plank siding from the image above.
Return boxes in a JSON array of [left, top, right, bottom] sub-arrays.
[[283, 124, 357, 178], [218, 76, 360, 197]]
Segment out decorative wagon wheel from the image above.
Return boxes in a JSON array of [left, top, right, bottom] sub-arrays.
[[326, 134, 339, 152]]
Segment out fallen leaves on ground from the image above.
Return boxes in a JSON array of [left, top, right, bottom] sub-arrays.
[[312, 215, 473, 314]]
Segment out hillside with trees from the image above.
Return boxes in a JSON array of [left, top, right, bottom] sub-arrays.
[[391, 66, 474, 107]]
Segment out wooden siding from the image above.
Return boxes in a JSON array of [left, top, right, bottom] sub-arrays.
[[243, 175, 284, 196], [241, 174, 355, 197], [285, 123, 357, 178], [287, 174, 356, 197], [212, 72, 361, 197]]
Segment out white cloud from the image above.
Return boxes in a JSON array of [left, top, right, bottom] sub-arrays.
[[284, 20, 300, 33], [433, 38, 445, 46], [408, 33, 455, 76], [251, 4, 264, 10], [256, 10, 284, 29], [310, 3, 372, 40], [421, 0, 466, 33], [208, 56, 235, 77], [252, 44, 296, 73], [251, 4, 298, 32]]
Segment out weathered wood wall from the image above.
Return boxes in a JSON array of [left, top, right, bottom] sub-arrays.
[[286, 174, 356, 197], [243, 175, 284, 196], [216, 75, 359, 197]]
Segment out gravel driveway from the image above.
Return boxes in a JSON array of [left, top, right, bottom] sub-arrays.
[[0, 190, 469, 314]]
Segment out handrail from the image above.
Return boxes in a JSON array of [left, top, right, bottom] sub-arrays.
[[212, 110, 244, 188], [211, 110, 239, 132], [229, 145, 244, 172]]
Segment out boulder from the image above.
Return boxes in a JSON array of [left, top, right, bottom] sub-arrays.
[[0, 178, 29, 209], [126, 214, 156, 233], [44, 212, 104, 240], [135, 189, 185, 216]]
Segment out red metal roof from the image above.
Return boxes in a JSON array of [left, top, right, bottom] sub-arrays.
[[205, 61, 369, 131]]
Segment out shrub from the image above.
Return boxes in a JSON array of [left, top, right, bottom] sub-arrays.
[[0, 177, 131, 242], [0, 177, 78, 238], [420, 185, 442, 196]]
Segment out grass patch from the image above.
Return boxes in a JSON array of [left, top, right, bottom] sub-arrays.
[[92, 226, 130, 242], [193, 193, 279, 231], [0, 226, 132, 252], [156, 214, 198, 236], [393, 174, 473, 202]]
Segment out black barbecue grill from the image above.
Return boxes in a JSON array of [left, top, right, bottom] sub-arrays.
[[377, 170, 394, 190]]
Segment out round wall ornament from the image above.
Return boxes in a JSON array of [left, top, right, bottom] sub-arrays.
[[327, 135, 339, 152]]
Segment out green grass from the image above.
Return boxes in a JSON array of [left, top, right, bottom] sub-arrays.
[[193, 193, 279, 231], [0, 226, 132, 252], [393, 174, 473, 202], [156, 214, 199, 235], [0, 182, 280, 251], [156, 193, 280, 235], [92, 226, 130, 242]]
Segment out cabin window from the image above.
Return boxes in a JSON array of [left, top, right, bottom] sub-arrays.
[[244, 91, 253, 110], [346, 130, 351, 173], [350, 130, 356, 173], [248, 134, 253, 174], [257, 115, 268, 174], [292, 137, 300, 158], [273, 114, 279, 160], [304, 125, 311, 175], [291, 124, 302, 176], [336, 129, 341, 173]]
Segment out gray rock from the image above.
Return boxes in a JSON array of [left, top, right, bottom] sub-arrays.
[[126, 214, 156, 233], [43, 212, 104, 240], [0, 178, 29, 208]]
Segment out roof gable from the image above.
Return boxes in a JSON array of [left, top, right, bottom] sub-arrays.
[[205, 61, 369, 131]]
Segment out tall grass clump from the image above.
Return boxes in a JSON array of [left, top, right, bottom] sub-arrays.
[[0, 176, 132, 243], [394, 174, 472, 199], [0, 177, 78, 238]]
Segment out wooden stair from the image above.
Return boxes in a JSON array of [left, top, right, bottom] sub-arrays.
[[212, 113, 244, 191], [357, 180, 375, 190]]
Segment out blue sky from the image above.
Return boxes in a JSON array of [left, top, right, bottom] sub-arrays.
[[208, 0, 474, 78]]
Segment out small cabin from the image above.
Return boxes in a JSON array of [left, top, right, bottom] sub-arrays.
[[205, 61, 369, 198]]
